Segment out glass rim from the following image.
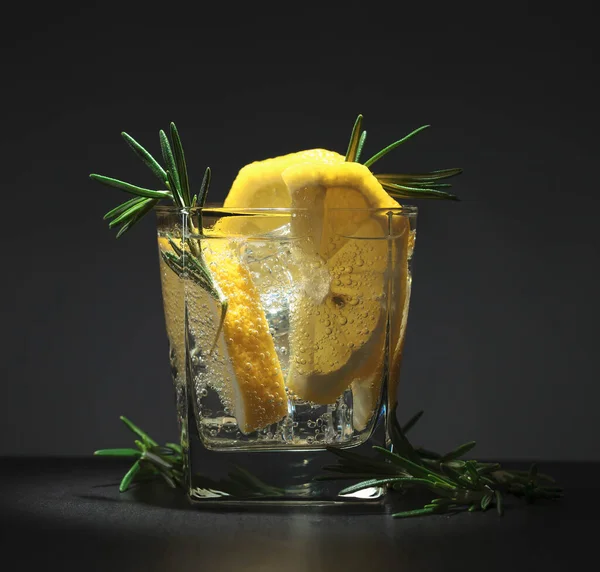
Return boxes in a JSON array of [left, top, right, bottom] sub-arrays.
[[154, 203, 418, 216]]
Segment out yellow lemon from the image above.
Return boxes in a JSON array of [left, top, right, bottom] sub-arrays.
[[281, 162, 410, 415], [202, 241, 289, 433], [157, 236, 288, 434], [213, 148, 345, 238], [224, 148, 344, 209]]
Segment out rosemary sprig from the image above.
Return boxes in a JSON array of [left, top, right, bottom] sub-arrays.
[[321, 405, 562, 517], [96, 411, 562, 519], [95, 416, 282, 497], [345, 113, 463, 201], [94, 416, 184, 492], [161, 234, 227, 352], [90, 123, 228, 342], [90, 122, 197, 235]]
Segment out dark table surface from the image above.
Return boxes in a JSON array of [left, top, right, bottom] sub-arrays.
[[0, 457, 597, 571]]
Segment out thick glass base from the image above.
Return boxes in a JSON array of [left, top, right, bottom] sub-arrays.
[[181, 389, 390, 507]]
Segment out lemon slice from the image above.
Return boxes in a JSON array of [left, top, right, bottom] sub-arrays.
[[216, 149, 345, 237], [157, 236, 288, 434], [281, 162, 408, 408], [202, 241, 289, 434], [224, 148, 344, 209], [350, 234, 412, 431]]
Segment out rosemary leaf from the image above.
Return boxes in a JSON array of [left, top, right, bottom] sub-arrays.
[[119, 460, 141, 492], [495, 490, 504, 516], [339, 477, 436, 495], [166, 169, 183, 208], [345, 114, 363, 162], [160, 131, 182, 204], [376, 168, 463, 181], [89, 174, 171, 199], [382, 182, 459, 201], [392, 507, 436, 519], [170, 122, 191, 206], [103, 196, 145, 221], [162, 234, 227, 351], [441, 441, 477, 462], [108, 197, 154, 228], [160, 251, 185, 278], [166, 235, 184, 257], [186, 251, 216, 284], [142, 451, 173, 469], [481, 492, 493, 511], [373, 447, 455, 489], [156, 468, 177, 489], [115, 220, 134, 239], [119, 416, 158, 447], [198, 167, 211, 206], [363, 124, 430, 168], [121, 131, 168, 184], [194, 166, 212, 232], [403, 181, 454, 189], [159, 130, 179, 187], [165, 442, 183, 453], [114, 198, 158, 238], [439, 464, 474, 489], [355, 130, 367, 163], [423, 503, 456, 513], [431, 497, 456, 506], [382, 179, 454, 190], [465, 461, 482, 488], [93, 448, 141, 458], [476, 463, 502, 476], [150, 444, 178, 457]]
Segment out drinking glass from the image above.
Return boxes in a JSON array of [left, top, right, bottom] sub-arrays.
[[155, 203, 417, 504]]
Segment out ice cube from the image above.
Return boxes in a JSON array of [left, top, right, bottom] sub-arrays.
[[240, 233, 298, 375]]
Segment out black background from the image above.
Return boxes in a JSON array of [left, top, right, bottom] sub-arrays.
[[1, 1, 597, 460]]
